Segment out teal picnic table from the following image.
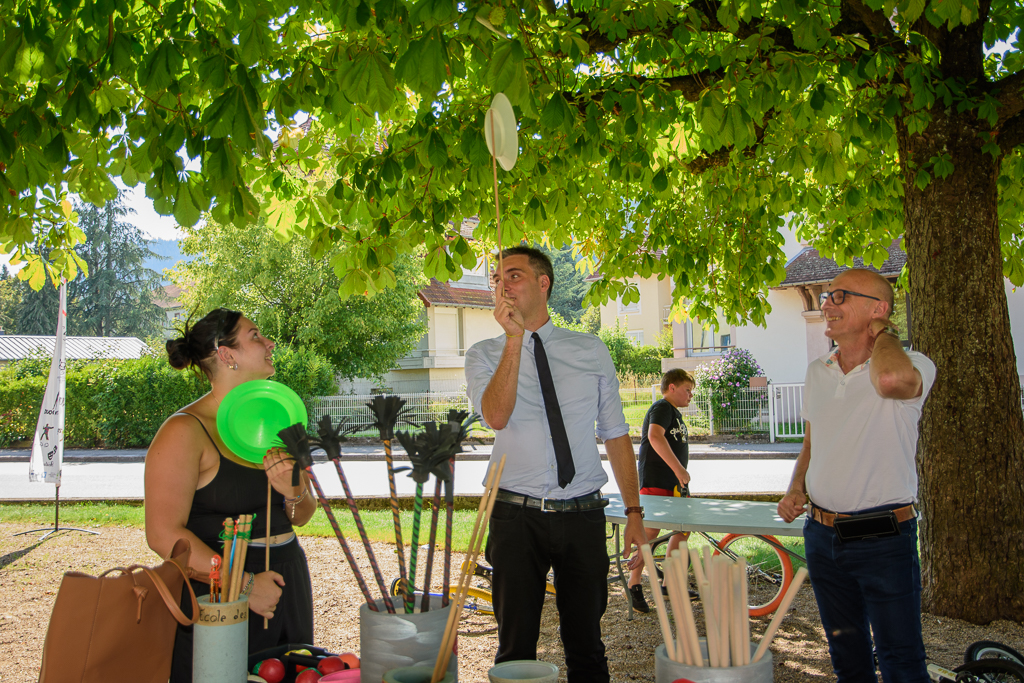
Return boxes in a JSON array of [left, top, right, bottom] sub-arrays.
[[604, 493, 806, 618]]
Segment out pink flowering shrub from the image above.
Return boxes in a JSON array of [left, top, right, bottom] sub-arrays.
[[692, 349, 765, 429]]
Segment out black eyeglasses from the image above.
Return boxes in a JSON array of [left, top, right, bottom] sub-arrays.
[[819, 289, 882, 307]]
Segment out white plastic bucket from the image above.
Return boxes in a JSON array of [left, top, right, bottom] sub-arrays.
[[488, 659, 559, 682], [359, 597, 458, 683], [655, 640, 773, 683]]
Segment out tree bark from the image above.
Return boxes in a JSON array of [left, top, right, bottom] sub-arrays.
[[900, 108, 1024, 623]]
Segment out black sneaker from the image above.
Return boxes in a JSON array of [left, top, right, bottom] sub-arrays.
[[628, 585, 650, 613], [661, 584, 701, 600]]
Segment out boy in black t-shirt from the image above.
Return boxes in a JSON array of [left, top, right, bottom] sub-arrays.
[[627, 368, 696, 613]]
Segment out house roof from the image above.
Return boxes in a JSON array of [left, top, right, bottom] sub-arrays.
[[154, 284, 183, 310], [780, 239, 906, 286], [418, 279, 495, 309], [0, 335, 150, 362]]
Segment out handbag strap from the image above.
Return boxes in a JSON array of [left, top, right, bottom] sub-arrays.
[[141, 559, 200, 626]]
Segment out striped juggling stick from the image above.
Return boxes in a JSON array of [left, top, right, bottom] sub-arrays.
[[367, 396, 414, 613], [278, 423, 378, 611], [316, 415, 395, 613], [442, 478, 453, 608], [408, 481, 425, 613], [421, 479, 443, 613], [332, 458, 395, 613], [306, 467, 378, 609]]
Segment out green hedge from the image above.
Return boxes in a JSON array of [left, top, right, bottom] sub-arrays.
[[0, 344, 337, 448]]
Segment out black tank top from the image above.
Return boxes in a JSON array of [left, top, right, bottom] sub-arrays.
[[179, 412, 294, 551]]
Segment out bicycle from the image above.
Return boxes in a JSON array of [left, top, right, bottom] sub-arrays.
[[388, 559, 556, 618], [649, 530, 797, 617]]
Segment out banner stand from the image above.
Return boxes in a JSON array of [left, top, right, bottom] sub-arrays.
[[12, 485, 99, 540], [16, 278, 100, 541]]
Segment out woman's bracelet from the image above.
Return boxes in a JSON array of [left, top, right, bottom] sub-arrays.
[[505, 332, 523, 338], [284, 488, 308, 520], [241, 572, 255, 597], [284, 488, 307, 504]]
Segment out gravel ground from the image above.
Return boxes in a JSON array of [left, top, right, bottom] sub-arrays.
[[2, 523, 1023, 683]]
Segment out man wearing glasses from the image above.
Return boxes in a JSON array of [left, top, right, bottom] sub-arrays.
[[778, 268, 936, 683]]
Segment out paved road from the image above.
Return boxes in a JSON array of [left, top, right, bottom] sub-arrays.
[[0, 442, 799, 501]]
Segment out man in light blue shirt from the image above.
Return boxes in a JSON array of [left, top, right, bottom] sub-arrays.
[[465, 246, 645, 683]]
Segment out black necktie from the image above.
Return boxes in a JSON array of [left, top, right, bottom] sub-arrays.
[[531, 332, 575, 488]]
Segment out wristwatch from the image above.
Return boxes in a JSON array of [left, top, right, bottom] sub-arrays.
[[624, 506, 645, 519]]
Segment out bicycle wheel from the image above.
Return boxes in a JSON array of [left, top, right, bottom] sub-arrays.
[[448, 585, 494, 615], [713, 534, 794, 617], [649, 532, 688, 582], [954, 659, 1024, 682], [966, 642, 1024, 668]]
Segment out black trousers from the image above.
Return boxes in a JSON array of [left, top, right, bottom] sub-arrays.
[[485, 498, 611, 683], [170, 538, 314, 682]]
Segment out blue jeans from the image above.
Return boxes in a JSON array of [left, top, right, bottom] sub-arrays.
[[804, 511, 928, 683]]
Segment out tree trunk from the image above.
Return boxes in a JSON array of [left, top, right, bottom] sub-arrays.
[[900, 108, 1024, 623]]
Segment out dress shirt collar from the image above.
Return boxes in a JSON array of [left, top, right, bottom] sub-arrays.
[[525, 316, 555, 346]]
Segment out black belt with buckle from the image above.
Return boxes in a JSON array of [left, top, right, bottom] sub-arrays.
[[494, 489, 610, 512]]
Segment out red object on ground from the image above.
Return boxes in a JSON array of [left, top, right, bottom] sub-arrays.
[[318, 656, 346, 674], [339, 653, 359, 669], [253, 658, 285, 683], [295, 668, 322, 683], [672, 679, 697, 683]]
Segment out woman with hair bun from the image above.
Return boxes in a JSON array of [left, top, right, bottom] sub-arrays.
[[144, 308, 317, 681]]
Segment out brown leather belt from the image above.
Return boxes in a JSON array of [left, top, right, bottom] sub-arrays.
[[810, 503, 916, 527]]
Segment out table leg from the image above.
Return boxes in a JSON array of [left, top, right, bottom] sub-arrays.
[[609, 523, 633, 620]]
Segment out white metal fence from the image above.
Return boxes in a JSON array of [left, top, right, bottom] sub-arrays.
[[308, 379, 1024, 441], [308, 392, 473, 437]]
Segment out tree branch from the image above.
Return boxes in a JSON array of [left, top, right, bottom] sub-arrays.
[[991, 69, 1024, 127], [997, 110, 1024, 157]]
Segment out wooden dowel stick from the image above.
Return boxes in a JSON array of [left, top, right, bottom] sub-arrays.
[[671, 550, 703, 667], [715, 557, 730, 667], [265, 480, 272, 629], [701, 578, 720, 668], [730, 562, 744, 666], [739, 558, 750, 665], [221, 518, 233, 603], [433, 455, 505, 683], [641, 544, 676, 663], [689, 547, 705, 587], [752, 566, 809, 663], [663, 556, 689, 664]]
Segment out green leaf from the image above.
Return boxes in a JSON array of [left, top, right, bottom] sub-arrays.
[[793, 13, 829, 50], [62, 83, 99, 127], [652, 168, 669, 193], [141, 40, 182, 92], [239, 19, 270, 66], [426, 130, 448, 167], [541, 93, 566, 130], [341, 52, 396, 114], [93, 82, 129, 115], [487, 40, 524, 93]]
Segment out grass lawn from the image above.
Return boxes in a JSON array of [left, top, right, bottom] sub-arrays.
[[1, 502, 810, 564]]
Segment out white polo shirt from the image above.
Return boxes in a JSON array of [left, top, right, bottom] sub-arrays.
[[801, 348, 936, 513]]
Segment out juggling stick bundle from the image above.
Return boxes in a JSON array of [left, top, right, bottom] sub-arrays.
[[641, 544, 809, 667], [431, 454, 506, 683]]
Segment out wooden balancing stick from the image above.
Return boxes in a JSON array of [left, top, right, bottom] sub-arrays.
[[752, 566, 809, 663], [669, 549, 702, 667], [431, 455, 506, 683], [229, 515, 253, 603], [640, 543, 676, 663]]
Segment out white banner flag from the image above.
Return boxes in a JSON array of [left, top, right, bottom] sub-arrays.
[[29, 279, 68, 485]]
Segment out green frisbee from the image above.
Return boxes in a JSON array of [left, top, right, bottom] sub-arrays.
[[216, 380, 308, 463]]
